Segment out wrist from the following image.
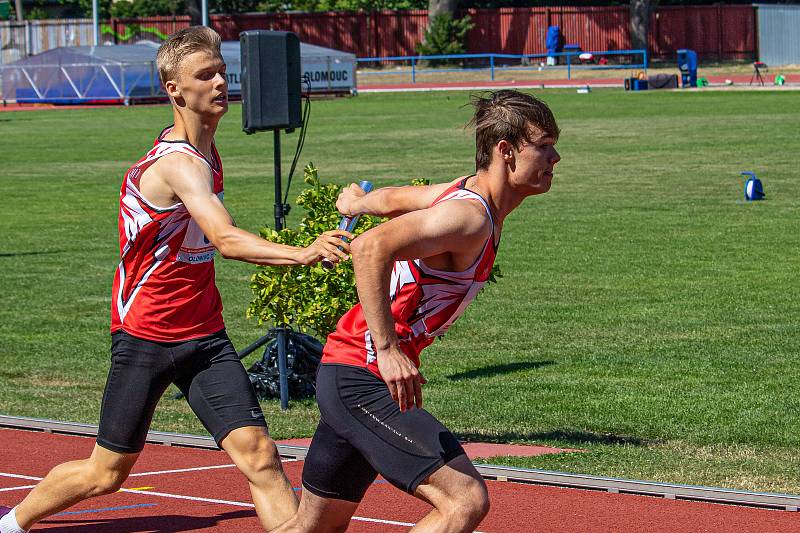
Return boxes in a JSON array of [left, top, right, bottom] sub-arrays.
[[294, 246, 311, 265]]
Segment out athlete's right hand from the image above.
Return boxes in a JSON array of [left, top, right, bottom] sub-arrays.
[[301, 229, 354, 265], [377, 347, 426, 412], [336, 182, 368, 217]]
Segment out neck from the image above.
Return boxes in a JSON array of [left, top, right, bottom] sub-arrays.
[[166, 109, 219, 160], [471, 169, 526, 223]]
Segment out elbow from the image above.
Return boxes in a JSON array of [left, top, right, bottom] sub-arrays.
[[350, 228, 394, 269], [351, 233, 383, 267]]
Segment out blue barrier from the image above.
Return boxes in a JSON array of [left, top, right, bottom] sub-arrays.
[[357, 49, 648, 84]]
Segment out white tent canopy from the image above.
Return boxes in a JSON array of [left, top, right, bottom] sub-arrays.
[[1, 40, 355, 104]]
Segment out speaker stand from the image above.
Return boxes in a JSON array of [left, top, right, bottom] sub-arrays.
[[271, 129, 290, 410], [240, 130, 291, 410]]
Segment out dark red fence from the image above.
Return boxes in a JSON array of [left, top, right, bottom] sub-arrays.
[[108, 5, 756, 61]]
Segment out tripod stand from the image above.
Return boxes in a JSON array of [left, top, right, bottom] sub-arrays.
[[751, 62, 767, 86]]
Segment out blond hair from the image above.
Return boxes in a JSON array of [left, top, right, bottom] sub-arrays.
[[468, 90, 560, 171], [156, 26, 222, 85]]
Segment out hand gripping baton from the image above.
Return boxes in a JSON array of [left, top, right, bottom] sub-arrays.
[[321, 180, 374, 269]]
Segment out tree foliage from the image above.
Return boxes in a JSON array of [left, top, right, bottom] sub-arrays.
[[416, 13, 473, 57], [247, 164, 384, 337]]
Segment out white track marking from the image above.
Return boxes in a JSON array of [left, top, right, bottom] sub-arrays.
[[0, 485, 37, 492], [119, 488, 254, 507], [129, 464, 236, 477], [129, 458, 298, 477], [0, 473, 42, 481], [1, 471, 484, 531]]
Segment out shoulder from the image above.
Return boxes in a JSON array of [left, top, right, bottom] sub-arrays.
[[151, 150, 211, 180], [427, 195, 491, 236]]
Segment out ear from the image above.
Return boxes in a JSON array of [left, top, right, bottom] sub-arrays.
[[496, 140, 514, 163], [164, 78, 180, 100]]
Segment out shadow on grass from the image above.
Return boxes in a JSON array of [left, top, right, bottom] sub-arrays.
[[0, 251, 62, 258], [41, 509, 256, 532], [456, 429, 653, 447], [447, 361, 554, 381]]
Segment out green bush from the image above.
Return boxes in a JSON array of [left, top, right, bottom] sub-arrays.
[[247, 164, 383, 337], [416, 13, 474, 62], [247, 166, 501, 338]]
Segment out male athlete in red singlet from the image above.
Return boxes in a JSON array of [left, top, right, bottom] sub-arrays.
[[276, 90, 561, 533], [1, 27, 351, 533]]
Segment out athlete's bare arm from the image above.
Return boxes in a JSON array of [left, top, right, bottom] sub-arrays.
[[336, 179, 461, 219], [351, 199, 491, 411], [148, 154, 352, 266]]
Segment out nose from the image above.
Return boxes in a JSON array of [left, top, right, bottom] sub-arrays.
[[550, 147, 561, 165], [214, 72, 227, 87]]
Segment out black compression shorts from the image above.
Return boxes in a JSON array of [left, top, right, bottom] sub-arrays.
[[302, 363, 466, 502], [97, 329, 266, 454]]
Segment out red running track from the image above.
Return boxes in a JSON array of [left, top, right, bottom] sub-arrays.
[[1, 428, 797, 532]]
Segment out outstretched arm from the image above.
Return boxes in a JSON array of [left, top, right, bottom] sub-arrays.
[[336, 178, 461, 219], [351, 199, 490, 411], [164, 156, 353, 266]]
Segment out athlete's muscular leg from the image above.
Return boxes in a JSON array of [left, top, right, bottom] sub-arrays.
[[13, 444, 139, 530], [269, 490, 358, 533], [412, 455, 490, 533], [221, 426, 298, 529]]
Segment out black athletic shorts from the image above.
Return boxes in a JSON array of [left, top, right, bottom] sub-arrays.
[[302, 363, 466, 502], [97, 329, 266, 454]]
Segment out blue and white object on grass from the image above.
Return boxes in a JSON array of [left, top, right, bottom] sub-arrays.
[[741, 172, 765, 201], [321, 180, 374, 269]]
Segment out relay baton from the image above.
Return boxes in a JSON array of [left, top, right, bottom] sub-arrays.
[[321, 180, 373, 270]]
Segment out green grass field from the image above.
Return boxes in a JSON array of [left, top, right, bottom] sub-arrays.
[[2, 89, 799, 493]]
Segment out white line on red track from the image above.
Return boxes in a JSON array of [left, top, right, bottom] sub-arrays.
[[0, 473, 41, 481], [129, 458, 298, 477], [129, 465, 237, 477], [0, 485, 36, 492], [0, 471, 483, 530]]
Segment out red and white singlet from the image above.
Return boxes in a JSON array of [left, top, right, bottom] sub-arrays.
[[323, 178, 499, 379], [110, 128, 225, 341]]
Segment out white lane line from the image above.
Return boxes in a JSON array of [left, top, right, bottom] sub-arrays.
[[0, 473, 42, 481], [129, 458, 298, 477], [119, 488, 430, 528], [129, 464, 237, 477], [1, 471, 469, 531], [0, 485, 37, 492], [119, 488, 254, 507]]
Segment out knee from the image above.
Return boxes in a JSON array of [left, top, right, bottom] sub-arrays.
[[86, 466, 128, 497], [445, 478, 490, 527], [234, 435, 284, 477]]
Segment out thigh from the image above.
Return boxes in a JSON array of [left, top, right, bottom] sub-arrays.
[[97, 331, 174, 454], [316, 364, 466, 495], [175, 331, 267, 446], [302, 418, 378, 503]]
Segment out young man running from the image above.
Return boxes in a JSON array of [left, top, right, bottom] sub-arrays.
[[0, 26, 351, 533], [275, 89, 561, 532]]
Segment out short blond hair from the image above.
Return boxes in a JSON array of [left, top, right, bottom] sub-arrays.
[[156, 26, 222, 85]]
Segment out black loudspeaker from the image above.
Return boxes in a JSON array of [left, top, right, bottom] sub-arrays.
[[241, 30, 302, 134]]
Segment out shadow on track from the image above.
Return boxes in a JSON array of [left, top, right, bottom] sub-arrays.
[[39, 509, 257, 532]]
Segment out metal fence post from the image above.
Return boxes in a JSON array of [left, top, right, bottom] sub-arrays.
[[490, 55, 495, 81], [411, 56, 416, 84]]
